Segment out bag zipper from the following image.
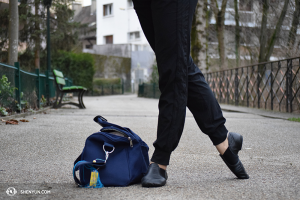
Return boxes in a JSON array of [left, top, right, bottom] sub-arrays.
[[101, 128, 133, 147]]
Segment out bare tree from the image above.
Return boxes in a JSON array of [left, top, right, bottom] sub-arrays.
[[234, 0, 240, 67], [210, 0, 228, 70], [258, 0, 290, 63], [191, 0, 208, 71], [288, 0, 300, 48], [8, 0, 19, 65], [34, 0, 41, 69], [34, 0, 40, 69]]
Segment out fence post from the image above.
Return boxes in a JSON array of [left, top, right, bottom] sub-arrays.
[[101, 85, 104, 95], [35, 69, 40, 108], [153, 83, 156, 98], [212, 73, 215, 96], [270, 63, 273, 110], [226, 72, 229, 104], [122, 79, 124, 94], [286, 59, 293, 112], [257, 65, 261, 109], [218, 72, 221, 103], [289, 59, 293, 113], [14, 62, 21, 106], [45, 70, 50, 106], [285, 60, 289, 112], [246, 67, 249, 107], [112, 85, 114, 95], [235, 68, 239, 106]]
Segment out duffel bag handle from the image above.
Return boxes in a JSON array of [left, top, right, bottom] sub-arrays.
[[94, 116, 130, 134]]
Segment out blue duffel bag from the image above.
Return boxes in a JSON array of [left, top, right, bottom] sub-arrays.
[[73, 115, 150, 187]]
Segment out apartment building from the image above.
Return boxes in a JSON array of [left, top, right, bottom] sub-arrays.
[[96, 0, 149, 51]]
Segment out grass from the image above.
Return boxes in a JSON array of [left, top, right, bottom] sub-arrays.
[[288, 118, 300, 122]]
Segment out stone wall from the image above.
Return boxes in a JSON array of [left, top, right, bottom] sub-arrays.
[[92, 54, 131, 92]]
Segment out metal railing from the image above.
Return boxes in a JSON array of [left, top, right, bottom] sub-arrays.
[[205, 57, 300, 113], [138, 83, 160, 99], [92, 83, 125, 96], [138, 57, 300, 113], [0, 62, 72, 110]]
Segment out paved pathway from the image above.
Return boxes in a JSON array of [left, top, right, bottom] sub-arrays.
[[0, 95, 299, 199]]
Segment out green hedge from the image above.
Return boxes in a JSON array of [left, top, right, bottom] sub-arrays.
[[93, 78, 121, 86], [52, 51, 95, 91]]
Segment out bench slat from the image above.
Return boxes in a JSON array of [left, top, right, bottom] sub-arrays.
[[56, 77, 66, 85], [53, 69, 64, 78], [63, 86, 87, 90]]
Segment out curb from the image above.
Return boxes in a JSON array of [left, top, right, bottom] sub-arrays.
[[220, 104, 300, 120], [0, 107, 51, 121]]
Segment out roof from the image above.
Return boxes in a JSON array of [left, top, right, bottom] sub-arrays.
[[73, 6, 96, 25]]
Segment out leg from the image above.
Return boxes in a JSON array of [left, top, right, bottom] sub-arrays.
[[78, 90, 83, 108], [133, 0, 168, 171], [134, 0, 198, 187], [53, 91, 60, 108], [150, 0, 199, 166], [187, 58, 249, 179], [80, 90, 86, 108], [186, 58, 228, 146], [134, 0, 199, 165]]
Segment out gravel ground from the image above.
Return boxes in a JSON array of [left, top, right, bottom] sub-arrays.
[[0, 95, 299, 200]]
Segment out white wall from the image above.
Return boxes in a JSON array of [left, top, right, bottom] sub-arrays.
[[96, 0, 148, 45]]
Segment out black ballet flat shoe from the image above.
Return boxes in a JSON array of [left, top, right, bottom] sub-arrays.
[[141, 163, 168, 187], [220, 132, 249, 179], [228, 132, 243, 155], [220, 153, 249, 179]]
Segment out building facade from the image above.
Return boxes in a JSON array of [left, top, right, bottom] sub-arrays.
[[96, 0, 150, 51]]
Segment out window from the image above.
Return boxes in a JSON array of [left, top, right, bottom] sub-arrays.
[[85, 44, 93, 49], [128, 0, 133, 8], [103, 4, 113, 16], [104, 35, 113, 44], [129, 31, 140, 41], [216, 0, 234, 9]]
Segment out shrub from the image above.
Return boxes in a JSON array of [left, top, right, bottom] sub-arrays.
[[0, 75, 16, 108], [52, 51, 95, 91], [93, 78, 121, 86]]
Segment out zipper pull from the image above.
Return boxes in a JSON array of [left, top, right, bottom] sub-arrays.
[[128, 137, 133, 147]]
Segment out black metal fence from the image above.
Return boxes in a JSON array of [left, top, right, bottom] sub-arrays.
[[138, 57, 300, 113], [138, 83, 160, 99], [0, 62, 72, 111], [206, 57, 300, 113], [92, 84, 125, 96]]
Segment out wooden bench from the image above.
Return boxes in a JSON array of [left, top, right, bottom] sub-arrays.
[[53, 69, 87, 109]]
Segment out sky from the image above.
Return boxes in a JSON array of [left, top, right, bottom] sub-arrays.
[[82, 0, 91, 6]]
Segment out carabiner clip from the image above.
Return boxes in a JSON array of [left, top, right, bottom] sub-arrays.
[[103, 144, 115, 163]]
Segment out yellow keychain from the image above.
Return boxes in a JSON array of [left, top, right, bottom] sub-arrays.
[[89, 170, 99, 187]]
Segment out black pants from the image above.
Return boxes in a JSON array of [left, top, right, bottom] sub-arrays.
[[133, 0, 228, 165]]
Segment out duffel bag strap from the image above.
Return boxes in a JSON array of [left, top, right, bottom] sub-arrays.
[[73, 160, 106, 187], [73, 143, 115, 187]]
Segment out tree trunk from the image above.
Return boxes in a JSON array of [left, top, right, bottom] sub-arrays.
[[34, 0, 40, 69], [191, 0, 207, 71], [8, 0, 19, 65], [264, 0, 289, 61], [191, 3, 201, 67], [258, 0, 269, 63], [234, 0, 240, 68], [212, 0, 228, 70], [288, 0, 300, 47], [205, 0, 209, 70]]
